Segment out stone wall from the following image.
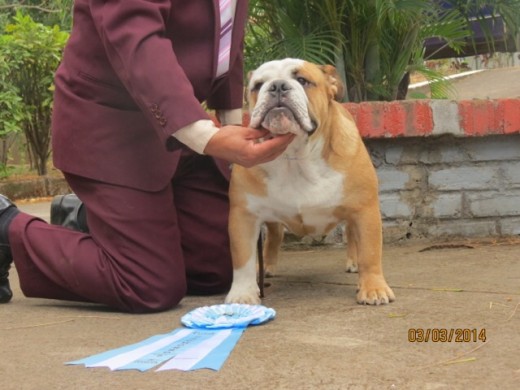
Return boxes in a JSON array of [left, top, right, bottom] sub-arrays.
[[367, 134, 520, 242], [358, 98, 520, 243]]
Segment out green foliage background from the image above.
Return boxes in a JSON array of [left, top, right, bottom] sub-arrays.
[[245, 0, 520, 102], [0, 0, 518, 177], [0, 0, 73, 29], [0, 5, 69, 176]]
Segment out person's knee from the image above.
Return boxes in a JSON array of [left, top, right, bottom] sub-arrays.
[[123, 278, 187, 313]]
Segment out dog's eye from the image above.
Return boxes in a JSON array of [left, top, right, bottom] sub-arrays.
[[296, 77, 309, 87], [251, 82, 263, 92]]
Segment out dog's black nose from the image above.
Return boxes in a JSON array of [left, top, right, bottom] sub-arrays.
[[268, 80, 292, 97]]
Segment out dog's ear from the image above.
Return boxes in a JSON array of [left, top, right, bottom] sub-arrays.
[[320, 64, 345, 102]]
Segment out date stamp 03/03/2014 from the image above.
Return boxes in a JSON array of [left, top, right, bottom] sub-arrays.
[[408, 328, 487, 343]]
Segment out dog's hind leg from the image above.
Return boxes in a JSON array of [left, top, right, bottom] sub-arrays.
[[263, 222, 284, 277], [345, 224, 359, 273], [348, 204, 395, 305]]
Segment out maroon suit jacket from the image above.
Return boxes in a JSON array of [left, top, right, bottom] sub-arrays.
[[51, 0, 248, 191]]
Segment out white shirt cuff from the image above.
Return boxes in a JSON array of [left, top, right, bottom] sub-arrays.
[[216, 108, 243, 126], [172, 120, 219, 155], [172, 109, 243, 154]]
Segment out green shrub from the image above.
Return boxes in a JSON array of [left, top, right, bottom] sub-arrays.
[[0, 53, 24, 165], [0, 11, 68, 175]]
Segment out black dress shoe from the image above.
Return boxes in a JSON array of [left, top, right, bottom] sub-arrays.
[[50, 194, 89, 233], [0, 194, 17, 304], [0, 245, 13, 303]]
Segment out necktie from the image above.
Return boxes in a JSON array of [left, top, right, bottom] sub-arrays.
[[216, 0, 235, 77]]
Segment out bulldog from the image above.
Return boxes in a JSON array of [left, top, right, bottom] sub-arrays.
[[225, 58, 395, 306]]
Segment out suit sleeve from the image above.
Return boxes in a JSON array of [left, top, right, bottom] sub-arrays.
[[88, 0, 210, 142]]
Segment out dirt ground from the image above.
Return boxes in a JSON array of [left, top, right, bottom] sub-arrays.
[[1, 202, 519, 390]]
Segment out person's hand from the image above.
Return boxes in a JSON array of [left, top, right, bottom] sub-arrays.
[[203, 125, 295, 167]]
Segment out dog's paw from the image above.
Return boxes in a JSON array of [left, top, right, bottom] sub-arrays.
[[356, 275, 395, 305], [345, 257, 358, 273], [264, 266, 276, 278], [225, 284, 261, 305]]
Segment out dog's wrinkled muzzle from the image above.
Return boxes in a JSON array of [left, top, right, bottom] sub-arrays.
[[250, 79, 316, 136]]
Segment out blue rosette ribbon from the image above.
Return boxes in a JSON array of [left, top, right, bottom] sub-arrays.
[[181, 303, 276, 329]]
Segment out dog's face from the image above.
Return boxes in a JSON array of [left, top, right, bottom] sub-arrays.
[[247, 59, 344, 136]]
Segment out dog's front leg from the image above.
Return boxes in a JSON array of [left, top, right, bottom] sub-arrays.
[[349, 204, 395, 305], [225, 207, 262, 304]]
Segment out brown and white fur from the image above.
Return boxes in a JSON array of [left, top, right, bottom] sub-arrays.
[[225, 58, 395, 306]]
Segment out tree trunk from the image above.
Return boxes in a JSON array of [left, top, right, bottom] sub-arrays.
[[364, 42, 381, 101]]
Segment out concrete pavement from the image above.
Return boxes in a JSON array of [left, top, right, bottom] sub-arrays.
[[1, 200, 519, 389], [408, 66, 520, 99]]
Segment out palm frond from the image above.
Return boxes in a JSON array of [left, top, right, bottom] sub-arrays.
[[410, 63, 457, 99]]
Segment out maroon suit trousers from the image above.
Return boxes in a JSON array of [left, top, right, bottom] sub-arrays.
[[9, 153, 232, 313]]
